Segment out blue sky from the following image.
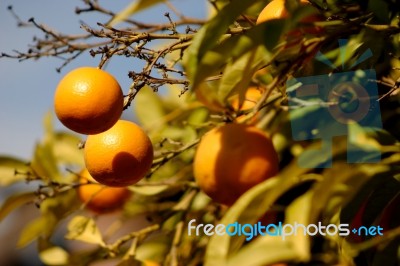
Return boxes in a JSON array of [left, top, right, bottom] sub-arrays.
[[0, 0, 206, 159]]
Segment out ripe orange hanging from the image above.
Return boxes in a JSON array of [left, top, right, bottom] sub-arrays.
[[77, 169, 131, 213], [54, 67, 124, 135], [229, 87, 264, 123], [193, 123, 279, 205], [256, 0, 323, 36], [84, 120, 154, 187]]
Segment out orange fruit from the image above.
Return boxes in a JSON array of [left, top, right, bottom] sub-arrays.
[[84, 120, 154, 187], [230, 87, 263, 112], [230, 87, 264, 123], [142, 260, 161, 266], [193, 123, 279, 205], [256, 0, 323, 35], [54, 67, 124, 135], [256, 0, 310, 24], [78, 169, 131, 213]]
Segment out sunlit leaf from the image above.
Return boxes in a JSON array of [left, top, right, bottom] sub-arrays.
[[130, 184, 170, 196], [194, 80, 226, 112], [205, 177, 282, 265], [218, 46, 268, 105], [53, 132, 84, 167], [116, 257, 143, 266], [284, 191, 312, 261], [40, 189, 80, 219], [348, 123, 381, 150], [30, 142, 60, 181], [184, 0, 276, 89], [109, 0, 165, 26], [17, 214, 56, 248], [162, 212, 182, 232], [39, 246, 69, 265], [124, 201, 175, 217], [0, 156, 30, 185], [164, 84, 190, 108], [185, 0, 259, 75], [17, 189, 78, 248], [186, 20, 282, 90], [226, 237, 298, 266], [311, 163, 390, 223], [135, 235, 170, 262], [0, 192, 36, 222], [187, 107, 209, 127], [134, 86, 166, 131], [190, 192, 212, 213], [65, 216, 105, 246]]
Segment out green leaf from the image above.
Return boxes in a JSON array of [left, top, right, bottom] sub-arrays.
[[0, 192, 36, 222], [163, 84, 190, 109], [185, 0, 257, 75], [205, 20, 285, 88], [283, 191, 312, 261], [368, 0, 390, 23], [65, 216, 105, 246], [124, 201, 175, 216], [347, 123, 382, 163], [116, 258, 142, 266], [193, 80, 226, 112], [187, 107, 209, 127], [17, 189, 78, 248], [130, 184, 170, 196], [39, 246, 69, 265], [205, 177, 282, 265], [109, 0, 165, 26], [311, 163, 389, 223], [40, 188, 80, 219], [17, 214, 56, 248], [135, 235, 170, 262], [0, 156, 30, 185], [53, 132, 84, 167], [190, 191, 212, 211], [218, 46, 268, 105], [348, 123, 381, 150], [226, 236, 298, 266], [30, 142, 60, 181], [184, 0, 276, 88], [134, 86, 166, 131]]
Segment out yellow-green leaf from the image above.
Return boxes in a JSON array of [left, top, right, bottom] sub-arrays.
[[226, 236, 298, 266], [30, 142, 60, 181], [39, 246, 69, 265], [109, 0, 165, 26], [134, 86, 166, 131], [0, 156, 30, 186], [17, 215, 56, 248], [53, 132, 84, 167], [130, 184, 170, 196], [218, 46, 267, 105], [65, 216, 105, 246], [0, 192, 36, 222], [284, 191, 312, 262]]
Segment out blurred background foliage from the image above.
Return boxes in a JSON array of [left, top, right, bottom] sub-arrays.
[[1, 0, 400, 265]]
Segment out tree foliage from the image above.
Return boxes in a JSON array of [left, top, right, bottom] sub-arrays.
[[1, 0, 400, 265]]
